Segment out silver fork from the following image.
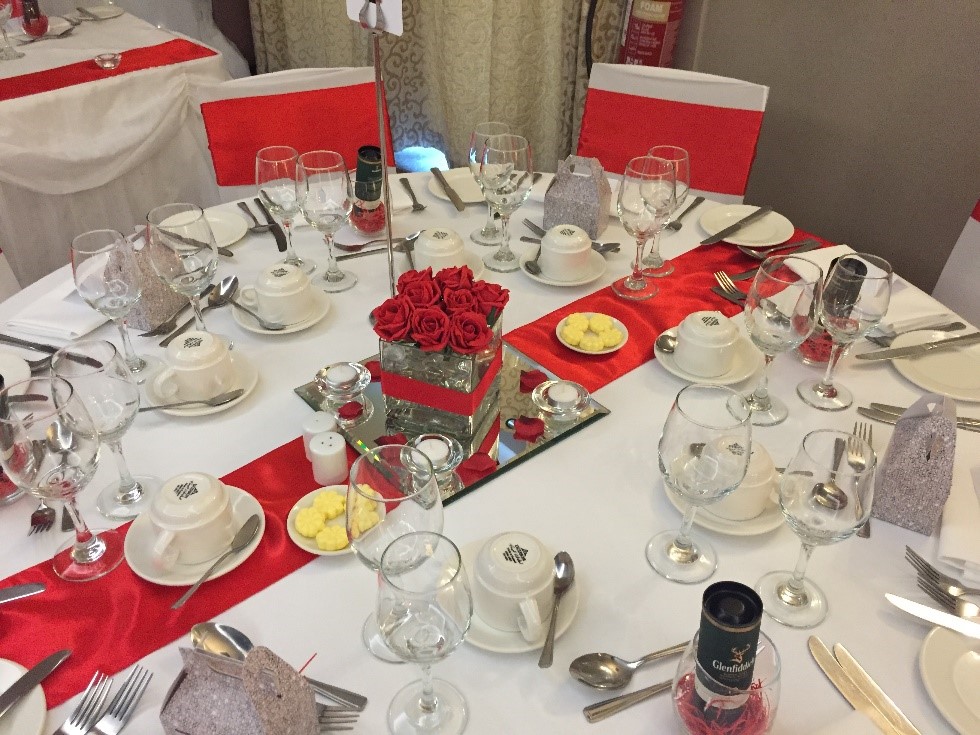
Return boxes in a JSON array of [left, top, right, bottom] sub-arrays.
[[318, 704, 359, 732], [89, 666, 153, 735], [866, 321, 966, 347], [713, 270, 742, 298], [848, 422, 872, 538], [399, 177, 427, 212], [906, 546, 980, 596], [54, 671, 113, 735], [916, 577, 980, 620], [29, 501, 56, 534]]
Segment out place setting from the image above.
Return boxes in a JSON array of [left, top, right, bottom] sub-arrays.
[[654, 310, 763, 386]]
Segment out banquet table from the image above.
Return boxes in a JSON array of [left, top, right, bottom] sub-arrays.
[[0, 171, 975, 734]]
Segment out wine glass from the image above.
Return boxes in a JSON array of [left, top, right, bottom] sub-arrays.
[[797, 253, 892, 411], [297, 150, 354, 292], [347, 445, 444, 662], [256, 145, 313, 274], [468, 122, 510, 246], [647, 384, 752, 583], [641, 145, 689, 277], [743, 255, 824, 426], [0, 377, 123, 582], [378, 532, 473, 735], [614, 155, 675, 301], [0, 1, 25, 60], [145, 203, 219, 333], [52, 340, 159, 521], [71, 229, 161, 382], [478, 134, 534, 273], [756, 429, 875, 627]]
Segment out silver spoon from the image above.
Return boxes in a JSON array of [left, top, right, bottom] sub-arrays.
[[138, 389, 244, 413], [569, 641, 689, 689], [335, 230, 422, 252], [538, 551, 575, 668], [236, 201, 273, 233], [665, 195, 705, 232], [655, 332, 677, 354], [160, 276, 238, 347], [811, 437, 848, 510], [171, 514, 261, 609], [227, 296, 285, 331], [524, 247, 544, 276]]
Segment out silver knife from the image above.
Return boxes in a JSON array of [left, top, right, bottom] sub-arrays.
[[0, 583, 45, 605], [869, 403, 980, 430], [519, 236, 620, 252], [0, 334, 102, 368], [523, 218, 547, 237], [700, 205, 773, 246], [254, 197, 288, 252], [0, 649, 71, 719], [75, 6, 102, 20], [832, 644, 921, 735], [430, 168, 465, 212], [808, 637, 895, 734], [728, 240, 823, 280], [856, 331, 980, 361], [885, 593, 980, 639], [304, 676, 368, 711], [710, 285, 745, 306]]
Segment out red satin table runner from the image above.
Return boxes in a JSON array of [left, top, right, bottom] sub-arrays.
[[504, 230, 832, 393], [0, 39, 218, 102], [0, 437, 357, 708]]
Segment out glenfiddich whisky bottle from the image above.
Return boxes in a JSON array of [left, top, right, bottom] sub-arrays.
[[350, 145, 385, 235]]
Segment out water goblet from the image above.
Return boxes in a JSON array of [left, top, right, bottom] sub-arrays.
[[613, 155, 675, 301], [755, 429, 875, 627], [0, 377, 122, 581], [378, 532, 473, 735], [647, 384, 752, 583], [52, 340, 159, 520], [797, 253, 892, 411], [0, 1, 25, 60], [256, 145, 313, 274], [641, 145, 689, 277], [347, 445, 444, 662], [478, 134, 534, 272], [743, 255, 824, 425], [297, 150, 355, 292], [468, 122, 510, 246]]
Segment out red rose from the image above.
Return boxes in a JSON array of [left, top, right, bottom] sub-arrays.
[[396, 267, 435, 293], [471, 280, 509, 318], [372, 295, 414, 342], [410, 307, 451, 352], [400, 273, 442, 309], [442, 287, 478, 314], [435, 265, 474, 291], [448, 310, 494, 354]]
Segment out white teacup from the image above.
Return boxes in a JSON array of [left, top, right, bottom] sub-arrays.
[[240, 262, 314, 325], [148, 472, 236, 571], [673, 311, 740, 377], [539, 225, 592, 282], [711, 444, 779, 521], [471, 532, 554, 642], [154, 330, 237, 402], [415, 228, 465, 272]]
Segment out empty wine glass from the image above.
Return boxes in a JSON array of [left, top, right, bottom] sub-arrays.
[[478, 134, 534, 273], [648, 384, 751, 583], [468, 122, 510, 246], [743, 255, 824, 426], [378, 532, 473, 735], [756, 429, 875, 627], [71, 229, 161, 382], [297, 150, 355, 292], [0, 1, 25, 60], [614, 155, 675, 301], [146, 203, 219, 332], [52, 340, 159, 521], [641, 145, 689, 277], [797, 253, 892, 411], [256, 145, 313, 274], [0, 377, 122, 582], [347, 445, 444, 662]]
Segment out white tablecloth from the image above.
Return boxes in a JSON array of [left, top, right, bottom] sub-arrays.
[[0, 174, 968, 733]]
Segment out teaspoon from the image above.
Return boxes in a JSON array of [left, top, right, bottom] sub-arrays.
[[569, 640, 689, 689], [538, 552, 575, 668], [171, 514, 261, 609], [138, 389, 244, 413], [655, 332, 677, 354]]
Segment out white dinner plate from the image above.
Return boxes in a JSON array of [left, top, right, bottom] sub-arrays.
[[0, 658, 45, 735], [519, 249, 606, 288], [124, 485, 265, 586], [663, 484, 784, 537], [78, 5, 125, 19], [0, 350, 31, 393], [233, 289, 331, 335], [555, 313, 629, 355], [887, 329, 980, 402], [142, 353, 258, 417], [285, 486, 351, 557], [460, 540, 580, 654], [699, 205, 795, 247], [426, 168, 485, 205], [919, 626, 980, 734], [654, 327, 764, 386], [205, 210, 249, 249]]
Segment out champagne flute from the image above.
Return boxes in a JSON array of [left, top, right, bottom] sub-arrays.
[[478, 134, 534, 273], [468, 122, 510, 246], [52, 340, 159, 520], [647, 384, 751, 583], [0, 1, 25, 60], [743, 255, 824, 425], [797, 253, 892, 411], [641, 145, 689, 276], [297, 150, 355, 292], [614, 156, 675, 301], [378, 532, 473, 735], [756, 429, 875, 627], [256, 145, 313, 274]]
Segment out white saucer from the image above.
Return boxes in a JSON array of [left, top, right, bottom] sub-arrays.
[[124, 485, 265, 586], [0, 350, 31, 393], [400, 251, 486, 281], [205, 210, 248, 249], [887, 330, 980, 402], [286, 486, 351, 557], [555, 313, 629, 355], [0, 658, 45, 735], [460, 540, 580, 654], [78, 4, 125, 19], [663, 485, 784, 537], [233, 290, 331, 335], [520, 250, 606, 287], [654, 327, 763, 386], [919, 626, 980, 734], [426, 169, 484, 205], [699, 205, 794, 247], [143, 353, 258, 417]]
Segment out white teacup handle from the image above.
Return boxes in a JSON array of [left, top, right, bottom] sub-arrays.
[[152, 368, 180, 401], [151, 529, 179, 571], [517, 598, 545, 642], [240, 286, 258, 307]]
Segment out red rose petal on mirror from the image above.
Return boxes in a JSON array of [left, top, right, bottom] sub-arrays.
[[457, 452, 497, 486], [338, 401, 363, 420], [519, 369, 548, 393], [513, 416, 545, 443], [364, 360, 382, 381], [375, 433, 407, 446]]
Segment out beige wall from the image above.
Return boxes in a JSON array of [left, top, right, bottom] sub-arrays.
[[673, 0, 979, 292]]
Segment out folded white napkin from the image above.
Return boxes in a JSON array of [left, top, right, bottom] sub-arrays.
[[786, 243, 855, 277], [527, 173, 620, 217], [938, 463, 980, 586], [804, 711, 880, 735], [5, 279, 107, 343]]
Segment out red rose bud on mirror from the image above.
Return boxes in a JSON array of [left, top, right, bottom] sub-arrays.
[[338, 401, 364, 421]]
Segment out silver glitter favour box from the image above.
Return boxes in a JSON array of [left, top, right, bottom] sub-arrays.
[[113, 235, 188, 332], [872, 393, 957, 535], [543, 156, 611, 239]]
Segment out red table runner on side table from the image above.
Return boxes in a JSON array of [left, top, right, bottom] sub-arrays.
[[505, 230, 832, 392], [0, 437, 357, 708]]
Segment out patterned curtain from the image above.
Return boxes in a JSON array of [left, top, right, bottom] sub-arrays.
[[249, 0, 624, 172]]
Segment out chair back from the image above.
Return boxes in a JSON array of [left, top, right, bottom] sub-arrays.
[[932, 200, 980, 326]]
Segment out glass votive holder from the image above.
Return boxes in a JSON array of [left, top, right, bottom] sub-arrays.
[[314, 361, 374, 427], [350, 178, 386, 236], [411, 433, 464, 499], [531, 379, 590, 439], [672, 631, 780, 735], [94, 53, 122, 70]]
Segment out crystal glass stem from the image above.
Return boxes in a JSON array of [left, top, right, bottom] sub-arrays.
[[190, 293, 207, 331], [282, 216, 300, 266], [323, 234, 343, 282], [625, 236, 647, 289], [813, 340, 847, 399], [65, 499, 102, 560], [113, 318, 145, 372], [643, 227, 665, 268], [748, 354, 775, 412], [417, 664, 438, 719], [480, 203, 499, 238], [495, 213, 514, 263], [671, 504, 700, 560], [779, 542, 815, 606], [107, 440, 142, 504]]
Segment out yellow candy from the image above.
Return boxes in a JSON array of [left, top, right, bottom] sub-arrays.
[[294, 507, 326, 538], [589, 314, 614, 333], [600, 327, 623, 347], [353, 484, 379, 511], [560, 325, 585, 346], [315, 525, 349, 551], [350, 508, 381, 538], [565, 313, 590, 331], [313, 490, 345, 520], [579, 333, 605, 352]]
